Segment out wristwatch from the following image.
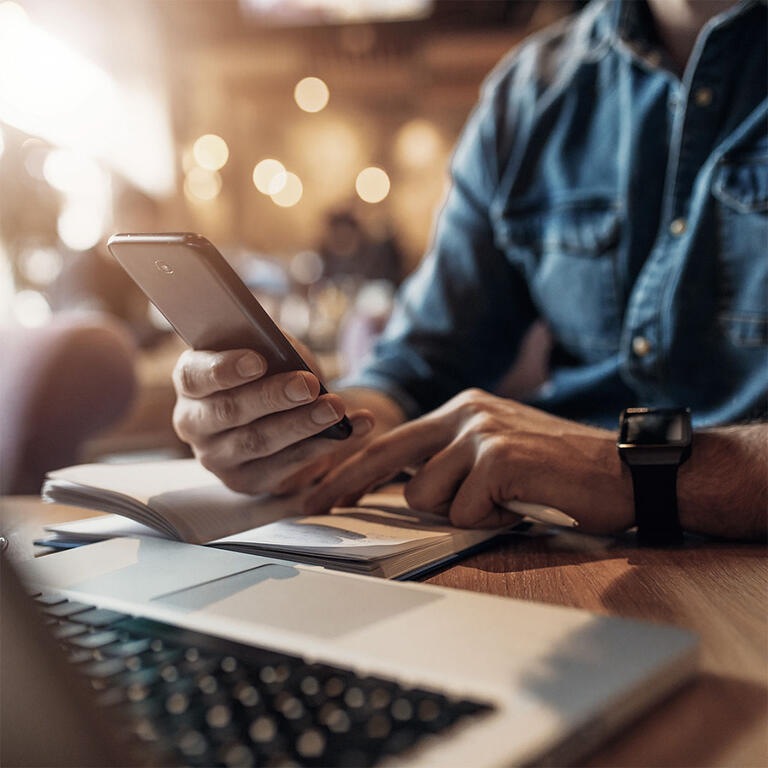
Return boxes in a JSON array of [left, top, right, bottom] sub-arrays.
[[617, 407, 692, 546]]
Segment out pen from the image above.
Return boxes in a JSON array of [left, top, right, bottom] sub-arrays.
[[402, 466, 578, 528], [499, 499, 578, 529]]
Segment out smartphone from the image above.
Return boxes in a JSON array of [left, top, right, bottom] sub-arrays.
[[107, 232, 352, 440]]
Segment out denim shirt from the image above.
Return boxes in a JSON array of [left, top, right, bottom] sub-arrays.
[[342, 0, 768, 429]]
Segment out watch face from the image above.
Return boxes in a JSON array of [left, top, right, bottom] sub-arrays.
[[619, 408, 692, 447]]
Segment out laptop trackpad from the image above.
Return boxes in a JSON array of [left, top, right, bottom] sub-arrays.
[[154, 564, 442, 639]]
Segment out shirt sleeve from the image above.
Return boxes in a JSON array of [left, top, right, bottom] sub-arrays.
[[338, 73, 539, 419]]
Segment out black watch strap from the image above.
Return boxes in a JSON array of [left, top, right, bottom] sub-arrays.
[[629, 464, 684, 546]]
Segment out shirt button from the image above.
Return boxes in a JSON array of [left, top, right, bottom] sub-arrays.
[[632, 336, 652, 357], [693, 86, 713, 107], [669, 218, 687, 236]]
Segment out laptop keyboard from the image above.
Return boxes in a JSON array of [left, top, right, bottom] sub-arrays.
[[36, 593, 493, 767]]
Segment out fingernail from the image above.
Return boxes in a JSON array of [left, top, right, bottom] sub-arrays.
[[352, 416, 373, 437], [236, 353, 265, 379], [285, 376, 311, 403], [311, 400, 341, 425]]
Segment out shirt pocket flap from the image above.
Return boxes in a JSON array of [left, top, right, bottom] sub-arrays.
[[497, 202, 621, 258], [712, 158, 768, 213]]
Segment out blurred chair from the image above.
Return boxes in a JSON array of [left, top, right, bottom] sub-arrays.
[[0, 314, 138, 495]]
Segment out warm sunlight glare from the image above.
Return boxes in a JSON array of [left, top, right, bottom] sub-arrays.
[[0, 1, 174, 194]]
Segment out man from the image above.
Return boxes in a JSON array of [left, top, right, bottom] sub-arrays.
[[172, 0, 767, 541]]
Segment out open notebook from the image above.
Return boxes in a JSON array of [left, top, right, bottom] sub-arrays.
[[42, 459, 511, 579]]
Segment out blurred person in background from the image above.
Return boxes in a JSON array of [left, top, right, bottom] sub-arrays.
[[172, 0, 767, 542], [315, 207, 404, 376], [318, 208, 405, 289]]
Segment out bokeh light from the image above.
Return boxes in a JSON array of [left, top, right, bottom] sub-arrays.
[[184, 167, 222, 202], [13, 289, 52, 327], [57, 201, 104, 250], [43, 149, 106, 196], [279, 293, 311, 339], [270, 172, 303, 207], [253, 158, 287, 194], [192, 133, 229, 171], [394, 119, 443, 170], [355, 166, 390, 203], [290, 250, 324, 285], [294, 77, 330, 113], [18, 247, 64, 286]]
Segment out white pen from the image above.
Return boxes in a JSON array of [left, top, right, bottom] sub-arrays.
[[499, 499, 579, 529], [402, 466, 578, 528]]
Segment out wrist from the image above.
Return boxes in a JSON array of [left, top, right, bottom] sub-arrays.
[[677, 427, 768, 539], [565, 428, 634, 534]]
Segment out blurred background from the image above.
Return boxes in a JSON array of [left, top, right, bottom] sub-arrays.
[[0, 0, 577, 483]]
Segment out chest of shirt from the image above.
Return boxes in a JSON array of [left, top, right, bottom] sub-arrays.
[[488, 42, 767, 363]]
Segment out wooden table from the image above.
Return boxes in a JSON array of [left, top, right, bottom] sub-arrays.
[[2, 496, 766, 767], [427, 529, 768, 767]]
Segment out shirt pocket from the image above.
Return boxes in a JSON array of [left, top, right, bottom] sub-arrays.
[[494, 199, 623, 362], [711, 153, 768, 347]]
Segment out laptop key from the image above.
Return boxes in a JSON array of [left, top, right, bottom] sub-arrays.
[[217, 741, 254, 768], [80, 657, 129, 679], [115, 666, 163, 689], [100, 638, 153, 658], [42, 600, 93, 618], [95, 686, 128, 708], [70, 607, 129, 627], [69, 630, 121, 649], [52, 621, 89, 640], [67, 648, 98, 664], [35, 592, 68, 606]]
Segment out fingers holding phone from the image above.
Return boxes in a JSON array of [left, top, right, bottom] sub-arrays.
[[108, 233, 359, 492], [172, 348, 374, 495], [173, 349, 345, 442]]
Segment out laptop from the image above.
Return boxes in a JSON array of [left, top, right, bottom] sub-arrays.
[[2, 536, 697, 767]]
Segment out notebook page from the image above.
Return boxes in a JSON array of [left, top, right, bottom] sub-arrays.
[[212, 506, 464, 561], [45, 460, 301, 543]]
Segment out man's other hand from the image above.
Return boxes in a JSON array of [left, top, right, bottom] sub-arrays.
[[306, 388, 635, 533]]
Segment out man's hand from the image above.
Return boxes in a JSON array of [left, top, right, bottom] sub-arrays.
[[306, 388, 635, 532], [172, 348, 374, 495]]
